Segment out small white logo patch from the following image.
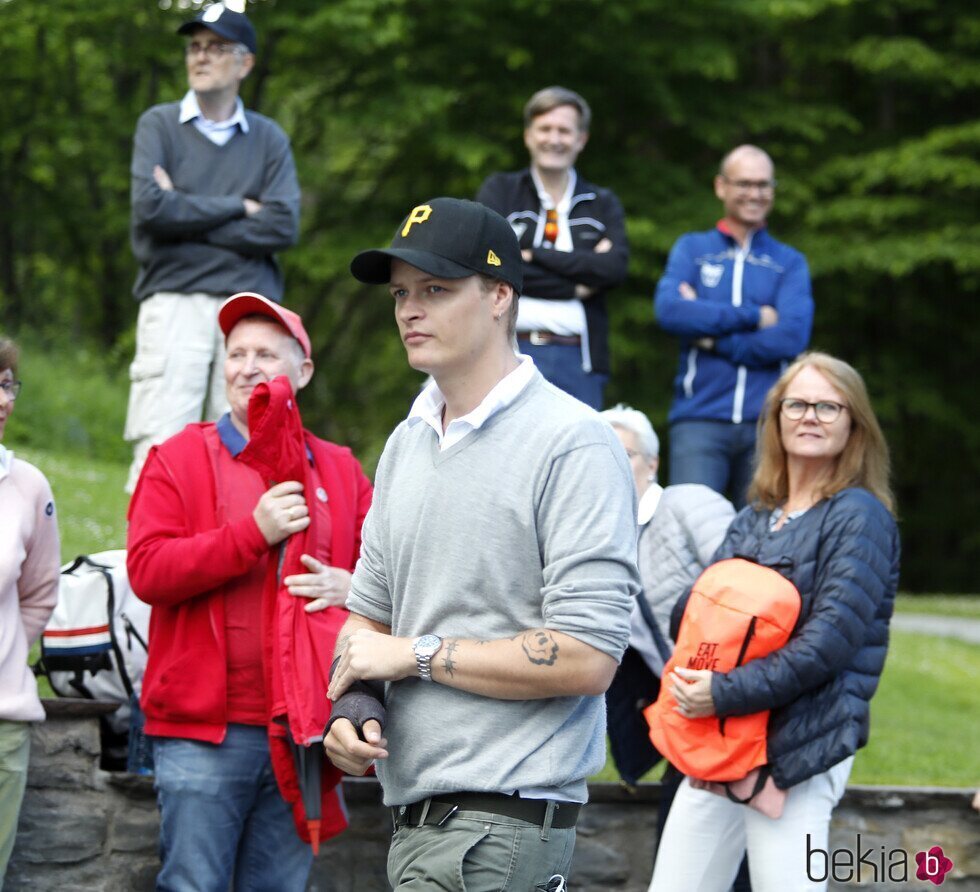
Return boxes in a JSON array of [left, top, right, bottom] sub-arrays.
[[203, 4, 226, 23], [316, 487, 328, 503], [700, 262, 724, 289]]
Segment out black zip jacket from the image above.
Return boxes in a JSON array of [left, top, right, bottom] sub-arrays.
[[476, 169, 628, 375]]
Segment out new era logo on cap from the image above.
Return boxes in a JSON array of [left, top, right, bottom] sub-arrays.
[[350, 198, 523, 293]]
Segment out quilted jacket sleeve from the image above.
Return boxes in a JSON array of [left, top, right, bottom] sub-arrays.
[[711, 490, 899, 717]]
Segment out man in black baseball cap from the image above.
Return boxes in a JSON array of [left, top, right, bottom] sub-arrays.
[[350, 197, 523, 294], [123, 0, 299, 493], [177, 2, 258, 54], [326, 196, 640, 889]]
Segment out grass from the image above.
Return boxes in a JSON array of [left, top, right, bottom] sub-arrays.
[[892, 594, 980, 619], [11, 447, 129, 700], [11, 446, 130, 561], [853, 631, 980, 786], [7, 335, 131, 466], [11, 444, 979, 787]]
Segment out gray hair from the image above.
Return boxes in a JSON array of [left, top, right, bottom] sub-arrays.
[[600, 403, 659, 459]]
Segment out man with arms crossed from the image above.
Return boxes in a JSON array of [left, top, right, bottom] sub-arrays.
[[125, 3, 300, 490], [654, 145, 813, 508], [325, 198, 640, 889], [477, 86, 629, 409]]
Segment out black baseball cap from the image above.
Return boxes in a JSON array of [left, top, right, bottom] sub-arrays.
[[177, 3, 257, 54], [350, 198, 523, 295]]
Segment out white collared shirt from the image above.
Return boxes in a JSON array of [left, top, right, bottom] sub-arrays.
[[179, 90, 249, 146], [637, 482, 664, 526], [407, 355, 536, 451]]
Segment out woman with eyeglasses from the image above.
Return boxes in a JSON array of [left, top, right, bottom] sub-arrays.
[[0, 337, 60, 884], [649, 352, 900, 892]]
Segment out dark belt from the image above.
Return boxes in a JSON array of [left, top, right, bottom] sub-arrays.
[[517, 331, 582, 347], [392, 792, 580, 830]]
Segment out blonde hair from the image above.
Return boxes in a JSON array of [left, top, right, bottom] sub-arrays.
[[478, 275, 519, 339], [749, 351, 895, 514]]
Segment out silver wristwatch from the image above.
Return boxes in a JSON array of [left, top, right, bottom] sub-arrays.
[[412, 634, 443, 682]]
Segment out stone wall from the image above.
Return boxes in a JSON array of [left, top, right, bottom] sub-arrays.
[[8, 702, 979, 891]]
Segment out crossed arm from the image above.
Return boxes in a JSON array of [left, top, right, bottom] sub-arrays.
[[130, 111, 299, 251]]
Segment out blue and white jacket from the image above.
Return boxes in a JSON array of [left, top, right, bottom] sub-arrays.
[[654, 223, 813, 425]]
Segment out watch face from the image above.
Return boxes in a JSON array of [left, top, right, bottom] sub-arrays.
[[414, 634, 442, 656]]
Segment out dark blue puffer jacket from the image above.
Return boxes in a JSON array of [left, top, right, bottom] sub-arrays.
[[680, 488, 900, 789]]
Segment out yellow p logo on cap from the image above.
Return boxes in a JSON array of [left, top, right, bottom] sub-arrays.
[[402, 204, 433, 237]]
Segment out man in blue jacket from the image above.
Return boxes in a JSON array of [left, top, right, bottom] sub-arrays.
[[654, 145, 813, 507]]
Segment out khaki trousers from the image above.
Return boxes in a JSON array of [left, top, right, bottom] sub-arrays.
[[124, 292, 228, 492], [388, 807, 574, 891], [0, 720, 30, 887]]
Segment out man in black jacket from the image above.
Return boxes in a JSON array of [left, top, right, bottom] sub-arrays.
[[477, 87, 628, 409]]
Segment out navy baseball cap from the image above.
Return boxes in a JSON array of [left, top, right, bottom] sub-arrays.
[[178, 3, 257, 54], [350, 198, 523, 295]]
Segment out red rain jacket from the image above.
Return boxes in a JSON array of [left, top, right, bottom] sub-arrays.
[[128, 380, 372, 844]]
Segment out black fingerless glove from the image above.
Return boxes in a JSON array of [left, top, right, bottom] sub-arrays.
[[324, 655, 387, 739]]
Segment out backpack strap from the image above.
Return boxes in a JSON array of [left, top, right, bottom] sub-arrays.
[[723, 766, 772, 805], [97, 563, 135, 700], [634, 587, 674, 667]]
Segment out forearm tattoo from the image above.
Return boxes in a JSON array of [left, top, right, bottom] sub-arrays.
[[522, 630, 559, 666], [442, 639, 459, 678]]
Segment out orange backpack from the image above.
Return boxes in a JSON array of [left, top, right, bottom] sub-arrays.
[[644, 557, 802, 782]]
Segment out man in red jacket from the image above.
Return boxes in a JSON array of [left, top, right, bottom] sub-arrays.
[[127, 292, 372, 892]]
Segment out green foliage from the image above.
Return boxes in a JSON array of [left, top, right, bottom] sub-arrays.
[[5, 335, 131, 464], [0, 0, 976, 586]]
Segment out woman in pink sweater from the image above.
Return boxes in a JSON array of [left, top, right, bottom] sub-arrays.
[[0, 337, 60, 884]]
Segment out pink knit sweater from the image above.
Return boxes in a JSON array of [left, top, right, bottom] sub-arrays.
[[0, 449, 60, 722]]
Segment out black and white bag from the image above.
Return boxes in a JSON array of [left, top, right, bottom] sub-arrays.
[[39, 550, 150, 736]]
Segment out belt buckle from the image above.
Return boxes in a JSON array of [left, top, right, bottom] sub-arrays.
[[529, 331, 548, 346]]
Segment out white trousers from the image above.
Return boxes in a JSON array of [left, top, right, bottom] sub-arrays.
[[649, 756, 853, 892], [124, 292, 228, 492]]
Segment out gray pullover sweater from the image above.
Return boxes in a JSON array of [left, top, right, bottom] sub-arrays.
[[348, 372, 640, 805], [130, 102, 300, 301]]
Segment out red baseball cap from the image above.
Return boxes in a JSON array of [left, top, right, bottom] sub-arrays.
[[218, 292, 311, 359]]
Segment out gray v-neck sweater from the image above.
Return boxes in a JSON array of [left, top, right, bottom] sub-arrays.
[[130, 102, 300, 301], [348, 372, 640, 805]]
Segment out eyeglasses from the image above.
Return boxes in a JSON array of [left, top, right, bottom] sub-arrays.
[[722, 176, 777, 194], [185, 40, 247, 60], [0, 379, 22, 400], [780, 398, 847, 423]]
